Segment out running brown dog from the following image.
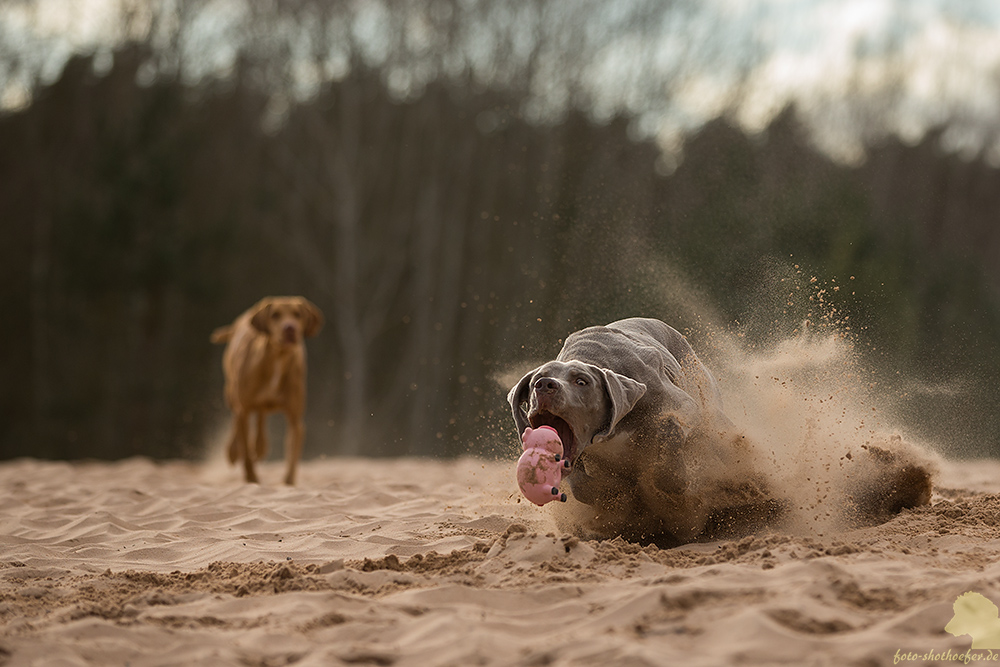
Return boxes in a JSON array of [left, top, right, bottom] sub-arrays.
[[211, 297, 323, 484]]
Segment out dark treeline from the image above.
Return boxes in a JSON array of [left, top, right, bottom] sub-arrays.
[[2, 44, 999, 461]]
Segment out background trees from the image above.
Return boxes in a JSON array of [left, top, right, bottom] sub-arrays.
[[1, 0, 998, 460]]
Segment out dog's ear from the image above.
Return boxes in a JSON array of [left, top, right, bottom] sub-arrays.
[[299, 298, 324, 338], [507, 367, 541, 437], [593, 368, 646, 443], [250, 299, 274, 334]]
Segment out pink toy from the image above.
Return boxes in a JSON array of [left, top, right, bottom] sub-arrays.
[[517, 425, 571, 506]]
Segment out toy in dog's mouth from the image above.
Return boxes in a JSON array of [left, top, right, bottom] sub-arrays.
[[528, 412, 577, 465]]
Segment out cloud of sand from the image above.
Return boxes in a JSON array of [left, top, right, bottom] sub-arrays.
[[709, 325, 940, 536], [676, 263, 942, 537]]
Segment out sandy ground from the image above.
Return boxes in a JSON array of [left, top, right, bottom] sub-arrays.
[[2, 454, 1000, 666]]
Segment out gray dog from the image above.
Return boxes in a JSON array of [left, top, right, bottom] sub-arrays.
[[508, 317, 933, 545]]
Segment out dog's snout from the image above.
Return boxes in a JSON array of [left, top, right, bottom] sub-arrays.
[[534, 377, 559, 393], [282, 323, 298, 343]]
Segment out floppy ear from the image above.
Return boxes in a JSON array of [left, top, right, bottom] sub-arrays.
[[507, 367, 541, 436], [250, 299, 273, 334], [593, 368, 646, 443], [300, 298, 324, 338]]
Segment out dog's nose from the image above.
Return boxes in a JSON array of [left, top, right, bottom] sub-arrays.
[[534, 377, 559, 393], [282, 324, 298, 343]]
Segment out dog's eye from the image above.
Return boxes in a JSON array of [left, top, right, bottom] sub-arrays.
[[271, 311, 281, 320], [575, 378, 588, 386]]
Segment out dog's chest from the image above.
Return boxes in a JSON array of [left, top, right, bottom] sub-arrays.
[[579, 430, 638, 476], [249, 347, 303, 407]]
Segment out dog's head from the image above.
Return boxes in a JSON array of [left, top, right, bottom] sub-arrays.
[[508, 360, 646, 465], [250, 297, 324, 345]]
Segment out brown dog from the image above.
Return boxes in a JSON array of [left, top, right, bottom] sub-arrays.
[[211, 297, 323, 484]]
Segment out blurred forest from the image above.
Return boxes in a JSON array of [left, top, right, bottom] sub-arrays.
[[2, 0, 999, 461]]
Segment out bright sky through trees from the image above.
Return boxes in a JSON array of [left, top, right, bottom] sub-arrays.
[[3, 0, 999, 164]]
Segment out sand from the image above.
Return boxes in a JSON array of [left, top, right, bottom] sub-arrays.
[[2, 454, 1000, 667]]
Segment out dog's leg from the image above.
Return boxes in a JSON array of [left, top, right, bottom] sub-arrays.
[[253, 412, 269, 462], [228, 411, 259, 483], [242, 425, 260, 484], [226, 412, 244, 464], [637, 463, 709, 543], [283, 409, 304, 486]]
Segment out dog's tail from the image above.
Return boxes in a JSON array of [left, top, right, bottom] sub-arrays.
[[210, 326, 233, 344]]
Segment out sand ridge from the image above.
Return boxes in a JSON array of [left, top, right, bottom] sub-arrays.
[[1, 456, 1000, 666]]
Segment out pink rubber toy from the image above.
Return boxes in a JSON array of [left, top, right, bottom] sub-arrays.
[[517, 425, 570, 506]]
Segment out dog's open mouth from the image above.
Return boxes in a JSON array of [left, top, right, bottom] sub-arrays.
[[528, 411, 577, 465]]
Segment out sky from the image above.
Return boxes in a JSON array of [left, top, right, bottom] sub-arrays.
[[2, 0, 1000, 165]]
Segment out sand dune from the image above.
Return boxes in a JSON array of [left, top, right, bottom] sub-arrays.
[[1, 455, 1000, 666]]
